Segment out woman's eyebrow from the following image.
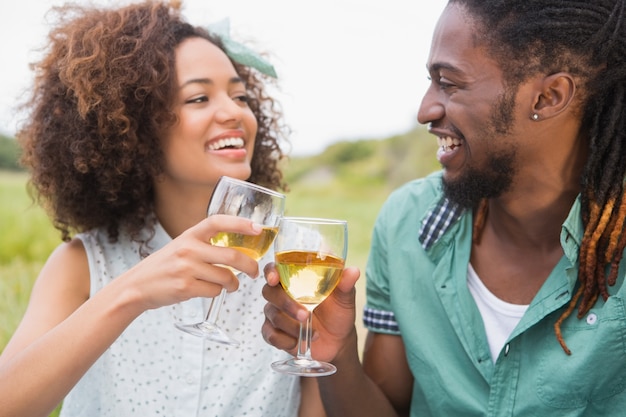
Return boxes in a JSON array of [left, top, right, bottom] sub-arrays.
[[180, 76, 244, 87]]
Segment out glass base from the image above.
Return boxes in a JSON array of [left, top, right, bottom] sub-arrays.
[[271, 358, 337, 377], [175, 321, 240, 346]]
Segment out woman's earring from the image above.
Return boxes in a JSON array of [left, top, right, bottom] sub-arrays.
[[531, 113, 539, 121]]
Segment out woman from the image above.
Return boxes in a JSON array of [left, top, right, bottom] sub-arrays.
[[0, 1, 321, 416]]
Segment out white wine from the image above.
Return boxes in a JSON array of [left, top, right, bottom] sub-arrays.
[[275, 250, 345, 310], [270, 218, 346, 376], [211, 227, 278, 260]]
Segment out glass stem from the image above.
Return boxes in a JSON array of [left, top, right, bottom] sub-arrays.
[[296, 311, 314, 361], [204, 272, 244, 324], [204, 288, 227, 324]]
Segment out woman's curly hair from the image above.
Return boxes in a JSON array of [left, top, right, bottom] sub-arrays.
[[17, 0, 289, 243]]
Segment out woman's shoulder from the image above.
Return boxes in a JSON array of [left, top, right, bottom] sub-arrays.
[[31, 237, 91, 314]]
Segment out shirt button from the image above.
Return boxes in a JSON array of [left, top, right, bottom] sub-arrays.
[[185, 373, 196, 384], [586, 313, 598, 325], [504, 343, 510, 356]]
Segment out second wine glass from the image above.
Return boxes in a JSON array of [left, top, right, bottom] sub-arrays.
[[271, 216, 347, 376], [175, 176, 285, 345]]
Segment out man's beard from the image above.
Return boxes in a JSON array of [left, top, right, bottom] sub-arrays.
[[442, 150, 516, 210], [442, 88, 518, 210]]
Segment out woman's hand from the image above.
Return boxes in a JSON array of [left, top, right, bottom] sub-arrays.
[[120, 214, 262, 311]]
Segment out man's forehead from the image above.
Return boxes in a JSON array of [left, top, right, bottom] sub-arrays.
[[427, 3, 494, 72]]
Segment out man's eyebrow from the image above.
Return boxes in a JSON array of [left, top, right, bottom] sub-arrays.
[[426, 62, 463, 75]]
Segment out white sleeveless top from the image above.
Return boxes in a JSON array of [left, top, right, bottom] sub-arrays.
[[60, 221, 300, 417]]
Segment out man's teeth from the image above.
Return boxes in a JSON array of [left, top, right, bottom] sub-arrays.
[[208, 137, 245, 151], [437, 136, 462, 152]]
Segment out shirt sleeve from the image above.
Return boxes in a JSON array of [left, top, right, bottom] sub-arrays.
[[362, 198, 400, 335]]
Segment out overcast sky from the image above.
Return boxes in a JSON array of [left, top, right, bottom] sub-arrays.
[[0, 0, 448, 156]]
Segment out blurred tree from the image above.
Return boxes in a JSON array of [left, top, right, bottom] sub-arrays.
[[0, 134, 21, 171]]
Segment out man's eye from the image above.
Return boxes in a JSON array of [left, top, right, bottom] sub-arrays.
[[427, 75, 455, 90]]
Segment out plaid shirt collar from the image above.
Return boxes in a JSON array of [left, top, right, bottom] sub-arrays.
[[418, 197, 466, 250]]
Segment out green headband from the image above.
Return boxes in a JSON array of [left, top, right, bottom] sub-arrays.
[[207, 19, 277, 78]]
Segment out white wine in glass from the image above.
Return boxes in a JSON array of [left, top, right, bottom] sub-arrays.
[[275, 250, 345, 307], [271, 217, 347, 377], [210, 229, 278, 261], [175, 176, 285, 345]]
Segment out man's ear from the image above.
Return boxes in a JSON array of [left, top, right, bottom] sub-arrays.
[[531, 72, 576, 120]]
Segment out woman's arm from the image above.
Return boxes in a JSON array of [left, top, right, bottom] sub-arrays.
[[0, 215, 263, 417], [0, 239, 141, 417]]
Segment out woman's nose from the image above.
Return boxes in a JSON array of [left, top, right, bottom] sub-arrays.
[[214, 96, 244, 124]]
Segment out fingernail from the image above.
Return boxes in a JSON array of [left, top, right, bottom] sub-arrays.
[[296, 309, 309, 322]]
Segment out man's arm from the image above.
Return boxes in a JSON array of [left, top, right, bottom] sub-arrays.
[[315, 331, 412, 417], [263, 266, 412, 417]]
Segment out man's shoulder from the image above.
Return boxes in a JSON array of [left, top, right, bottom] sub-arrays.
[[385, 171, 444, 209]]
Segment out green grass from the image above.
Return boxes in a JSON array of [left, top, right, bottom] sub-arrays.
[[0, 172, 59, 344], [0, 172, 59, 264]]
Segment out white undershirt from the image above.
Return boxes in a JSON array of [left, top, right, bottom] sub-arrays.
[[467, 264, 529, 363]]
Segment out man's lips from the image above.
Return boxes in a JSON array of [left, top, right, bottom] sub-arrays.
[[436, 135, 463, 164], [437, 135, 462, 152]]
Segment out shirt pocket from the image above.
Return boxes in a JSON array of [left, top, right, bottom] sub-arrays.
[[535, 295, 626, 409]]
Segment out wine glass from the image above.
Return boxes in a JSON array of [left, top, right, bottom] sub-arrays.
[[175, 176, 285, 345], [271, 216, 347, 377]]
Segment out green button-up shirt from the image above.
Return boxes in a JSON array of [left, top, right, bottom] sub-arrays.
[[363, 171, 626, 416]]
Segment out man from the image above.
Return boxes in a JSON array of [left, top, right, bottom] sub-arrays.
[[262, 1, 626, 416]]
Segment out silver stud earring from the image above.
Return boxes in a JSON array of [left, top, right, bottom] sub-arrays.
[[532, 113, 539, 121]]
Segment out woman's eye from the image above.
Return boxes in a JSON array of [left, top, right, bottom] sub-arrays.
[[185, 95, 208, 104], [234, 94, 250, 103]]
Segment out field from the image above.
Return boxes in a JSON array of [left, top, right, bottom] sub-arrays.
[[0, 171, 59, 345]]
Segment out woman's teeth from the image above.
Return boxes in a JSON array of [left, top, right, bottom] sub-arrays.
[[208, 137, 245, 151]]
